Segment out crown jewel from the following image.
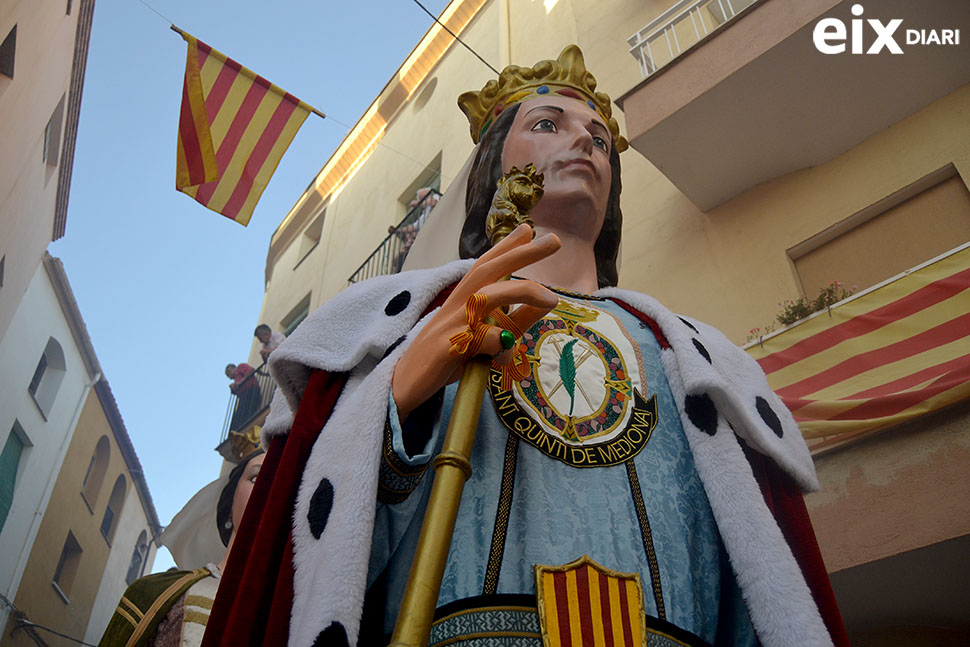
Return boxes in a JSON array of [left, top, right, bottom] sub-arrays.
[[458, 45, 628, 152]]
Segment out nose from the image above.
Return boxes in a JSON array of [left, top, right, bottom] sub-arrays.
[[568, 125, 594, 155]]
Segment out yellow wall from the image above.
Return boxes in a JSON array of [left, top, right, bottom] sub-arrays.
[[4, 391, 130, 647]]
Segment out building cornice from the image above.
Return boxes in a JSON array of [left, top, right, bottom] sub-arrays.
[[53, 0, 96, 241], [264, 0, 489, 284], [43, 252, 100, 378]]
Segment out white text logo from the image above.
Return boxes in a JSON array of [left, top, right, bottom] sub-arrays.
[[813, 4, 961, 55]]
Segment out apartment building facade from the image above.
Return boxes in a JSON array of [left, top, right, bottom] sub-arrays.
[[245, 1, 969, 643]]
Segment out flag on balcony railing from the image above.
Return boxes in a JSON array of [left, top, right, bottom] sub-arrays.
[[747, 244, 970, 440], [174, 28, 322, 226]]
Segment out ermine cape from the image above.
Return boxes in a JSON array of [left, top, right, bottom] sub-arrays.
[[201, 260, 848, 647]]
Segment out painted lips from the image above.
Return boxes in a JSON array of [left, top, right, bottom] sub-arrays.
[[558, 158, 597, 174]]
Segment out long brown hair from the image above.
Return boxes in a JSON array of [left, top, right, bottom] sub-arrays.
[[458, 102, 623, 288]]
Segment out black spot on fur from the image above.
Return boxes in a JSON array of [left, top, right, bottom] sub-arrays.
[[385, 291, 411, 316], [382, 334, 407, 360], [756, 396, 784, 438], [692, 338, 711, 363], [685, 394, 718, 436], [678, 316, 698, 333], [308, 478, 334, 540], [312, 622, 349, 647]]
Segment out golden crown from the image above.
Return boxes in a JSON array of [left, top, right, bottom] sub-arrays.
[[228, 426, 262, 463], [458, 45, 628, 153]]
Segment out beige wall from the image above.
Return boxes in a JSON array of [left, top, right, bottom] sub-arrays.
[[793, 173, 970, 297], [0, 1, 83, 340], [616, 82, 970, 342], [3, 390, 149, 647], [807, 402, 970, 573]]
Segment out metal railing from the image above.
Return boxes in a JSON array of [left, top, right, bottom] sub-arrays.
[[220, 361, 276, 443], [628, 0, 758, 79], [347, 189, 442, 285]]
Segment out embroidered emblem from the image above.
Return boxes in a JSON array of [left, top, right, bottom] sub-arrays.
[[535, 555, 647, 647], [489, 297, 658, 467]]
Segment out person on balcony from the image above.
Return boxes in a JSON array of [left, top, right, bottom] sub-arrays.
[[254, 324, 286, 361], [225, 363, 260, 432], [410, 186, 439, 229], [202, 46, 848, 647]]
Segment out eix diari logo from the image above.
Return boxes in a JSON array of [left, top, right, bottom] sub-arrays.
[[813, 4, 961, 54]]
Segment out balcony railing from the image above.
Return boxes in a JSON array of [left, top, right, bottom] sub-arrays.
[[219, 361, 276, 445], [347, 188, 441, 285], [628, 0, 758, 79]]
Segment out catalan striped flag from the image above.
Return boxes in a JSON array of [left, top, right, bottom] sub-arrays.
[[536, 557, 645, 647], [747, 244, 970, 440], [175, 28, 320, 226]]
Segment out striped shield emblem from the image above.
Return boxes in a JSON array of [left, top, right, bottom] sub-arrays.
[[535, 555, 646, 647]]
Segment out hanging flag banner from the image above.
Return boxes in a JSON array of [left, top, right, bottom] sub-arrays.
[[747, 244, 970, 440], [173, 27, 323, 226]]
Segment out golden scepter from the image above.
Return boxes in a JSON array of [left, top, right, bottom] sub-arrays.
[[390, 164, 545, 647]]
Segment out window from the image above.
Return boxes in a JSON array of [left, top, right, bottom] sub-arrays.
[[27, 354, 47, 395], [0, 422, 30, 534], [100, 475, 126, 544], [28, 337, 66, 418], [0, 255, 5, 288], [53, 531, 82, 601], [281, 294, 311, 337], [43, 95, 66, 167], [791, 167, 970, 297], [0, 25, 15, 79], [296, 210, 325, 266], [81, 436, 110, 511], [125, 530, 148, 585]]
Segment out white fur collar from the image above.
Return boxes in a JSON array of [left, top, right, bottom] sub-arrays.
[[267, 264, 817, 491]]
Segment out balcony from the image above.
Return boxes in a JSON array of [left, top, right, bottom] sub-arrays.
[[216, 360, 276, 462], [348, 188, 441, 285], [617, 0, 970, 210], [628, 0, 759, 78]]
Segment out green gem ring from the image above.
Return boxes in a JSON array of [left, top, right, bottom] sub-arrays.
[[499, 329, 516, 351]]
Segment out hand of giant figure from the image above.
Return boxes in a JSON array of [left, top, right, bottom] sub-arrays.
[[392, 224, 560, 421], [201, 46, 849, 647]]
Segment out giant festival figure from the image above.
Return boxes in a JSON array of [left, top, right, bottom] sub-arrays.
[[201, 46, 848, 647]]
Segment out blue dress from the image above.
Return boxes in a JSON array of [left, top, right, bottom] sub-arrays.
[[371, 290, 756, 646]]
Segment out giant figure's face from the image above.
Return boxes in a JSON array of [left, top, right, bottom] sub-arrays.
[[231, 452, 265, 529], [501, 95, 612, 241]]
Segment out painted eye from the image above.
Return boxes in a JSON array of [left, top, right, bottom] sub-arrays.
[[592, 135, 609, 152], [531, 118, 557, 133]]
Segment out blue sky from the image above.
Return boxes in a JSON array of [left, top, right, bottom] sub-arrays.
[[50, 0, 451, 572]]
